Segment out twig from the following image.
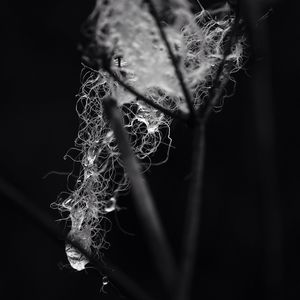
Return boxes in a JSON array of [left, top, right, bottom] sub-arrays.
[[200, 76, 230, 122], [104, 66, 188, 122], [176, 75, 229, 300], [103, 96, 177, 293], [177, 8, 240, 300], [0, 177, 155, 300], [144, 0, 196, 121], [175, 119, 206, 300], [198, 6, 240, 119]]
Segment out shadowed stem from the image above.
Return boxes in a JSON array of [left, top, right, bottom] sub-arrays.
[[103, 97, 177, 294], [0, 177, 156, 300], [176, 119, 206, 300], [144, 0, 196, 121], [175, 73, 228, 300], [177, 8, 240, 299], [176, 75, 229, 300]]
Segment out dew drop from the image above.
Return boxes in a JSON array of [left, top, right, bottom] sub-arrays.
[[102, 275, 109, 286], [104, 197, 116, 213]]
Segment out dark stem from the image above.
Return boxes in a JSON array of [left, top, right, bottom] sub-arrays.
[[175, 74, 229, 300], [200, 76, 230, 122], [144, 0, 196, 121], [103, 97, 177, 294], [0, 177, 155, 300], [176, 120, 206, 300], [176, 74, 230, 300], [198, 7, 240, 119], [177, 7, 240, 299]]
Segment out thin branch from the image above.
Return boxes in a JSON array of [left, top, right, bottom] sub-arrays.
[[175, 119, 206, 300], [104, 66, 188, 122], [175, 74, 229, 300], [103, 96, 178, 293], [201, 76, 231, 122], [0, 177, 156, 300], [177, 8, 241, 300], [144, 0, 196, 121], [198, 8, 240, 120]]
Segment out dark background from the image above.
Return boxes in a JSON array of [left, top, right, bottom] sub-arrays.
[[1, 0, 299, 299]]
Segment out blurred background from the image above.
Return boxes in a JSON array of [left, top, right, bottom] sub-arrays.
[[1, 0, 299, 299]]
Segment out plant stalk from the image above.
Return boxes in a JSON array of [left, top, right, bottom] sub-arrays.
[[103, 97, 178, 294]]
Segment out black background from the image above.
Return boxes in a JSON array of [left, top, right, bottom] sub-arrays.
[[1, 0, 299, 299]]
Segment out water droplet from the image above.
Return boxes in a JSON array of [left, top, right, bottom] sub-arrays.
[[102, 276, 109, 286], [104, 197, 116, 213]]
